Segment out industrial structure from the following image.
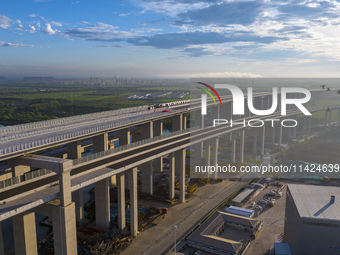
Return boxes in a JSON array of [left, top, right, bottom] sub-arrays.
[[284, 184, 340, 255], [0, 88, 338, 254]]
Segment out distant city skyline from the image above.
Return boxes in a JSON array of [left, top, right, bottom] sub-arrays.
[[1, 0, 340, 78]]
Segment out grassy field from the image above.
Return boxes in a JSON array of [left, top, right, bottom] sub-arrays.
[[0, 83, 191, 125]]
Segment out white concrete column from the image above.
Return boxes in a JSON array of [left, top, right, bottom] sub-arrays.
[[287, 125, 292, 141], [271, 125, 276, 144], [0, 222, 4, 255], [67, 140, 82, 159], [141, 166, 153, 195], [119, 128, 131, 190], [253, 128, 258, 154], [239, 130, 244, 163], [307, 115, 312, 134], [205, 140, 211, 166], [72, 190, 84, 226], [260, 125, 265, 156], [212, 137, 219, 180], [303, 116, 307, 134], [11, 165, 30, 182], [231, 133, 236, 163], [117, 173, 126, 230], [169, 153, 175, 200], [337, 109, 340, 125], [153, 120, 163, 173], [68, 141, 84, 225], [183, 114, 187, 129], [325, 110, 329, 127], [172, 114, 183, 131], [174, 114, 184, 176], [278, 124, 283, 146], [119, 128, 131, 146], [130, 167, 138, 238], [52, 202, 77, 255], [178, 149, 186, 203], [93, 133, 108, 153], [95, 178, 110, 230], [329, 110, 332, 127], [13, 212, 38, 255], [59, 171, 72, 207], [140, 122, 154, 195], [193, 110, 204, 162]]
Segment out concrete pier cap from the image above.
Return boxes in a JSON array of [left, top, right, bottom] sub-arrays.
[[9, 154, 73, 175]]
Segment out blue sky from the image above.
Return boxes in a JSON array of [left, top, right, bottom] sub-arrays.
[[1, 0, 340, 78]]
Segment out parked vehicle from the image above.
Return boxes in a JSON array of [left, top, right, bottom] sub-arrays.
[[259, 199, 268, 204], [250, 202, 256, 207], [277, 192, 283, 197], [255, 205, 263, 210]]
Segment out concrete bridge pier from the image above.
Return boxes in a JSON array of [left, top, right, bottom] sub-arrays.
[[193, 110, 204, 163], [13, 212, 38, 255], [278, 124, 283, 147], [140, 122, 154, 195], [172, 114, 183, 131], [119, 128, 131, 191], [205, 140, 211, 168], [9, 155, 77, 255], [130, 167, 138, 238], [212, 137, 219, 180], [325, 110, 329, 127], [178, 149, 186, 203], [169, 153, 175, 200], [337, 109, 340, 125], [287, 125, 292, 142], [260, 125, 265, 156], [95, 178, 110, 230], [173, 115, 185, 176], [253, 128, 258, 154], [307, 115, 312, 134], [52, 201, 77, 255], [117, 172, 126, 230], [153, 120, 163, 173], [183, 114, 187, 129], [93, 133, 111, 230], [67, 141, 84, 226], [271, 124, 276, 145], [231, 133, 237, 163], [239, 130, 245, 164]]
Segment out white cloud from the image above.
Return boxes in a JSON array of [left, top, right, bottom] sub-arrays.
[[15, 19, 23, 30], [0, 41, 34, 47], [119, 13, 131, 17], [29, 25, 36, 33], [63, 22, 134, 41], [0, 15, 11, 29], [41, 23, 58, 35], [29, 14, 37, 18], [50, 21, 63, 27], [177, 71, 264, 78], [136, 0, 212, 17]]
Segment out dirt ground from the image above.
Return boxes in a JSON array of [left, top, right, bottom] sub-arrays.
[[278, 127, 340, 164]]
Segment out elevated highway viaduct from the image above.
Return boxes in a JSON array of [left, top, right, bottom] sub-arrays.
[[0, 89, 339, 254]]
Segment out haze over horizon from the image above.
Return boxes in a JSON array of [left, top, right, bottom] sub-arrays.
[[1, 0, 340, 79]]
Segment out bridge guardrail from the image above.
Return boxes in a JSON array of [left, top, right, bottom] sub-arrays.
[[72, 126, 199, 166], [0, 111, 176, 156], [0, 105, 149, 135]]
